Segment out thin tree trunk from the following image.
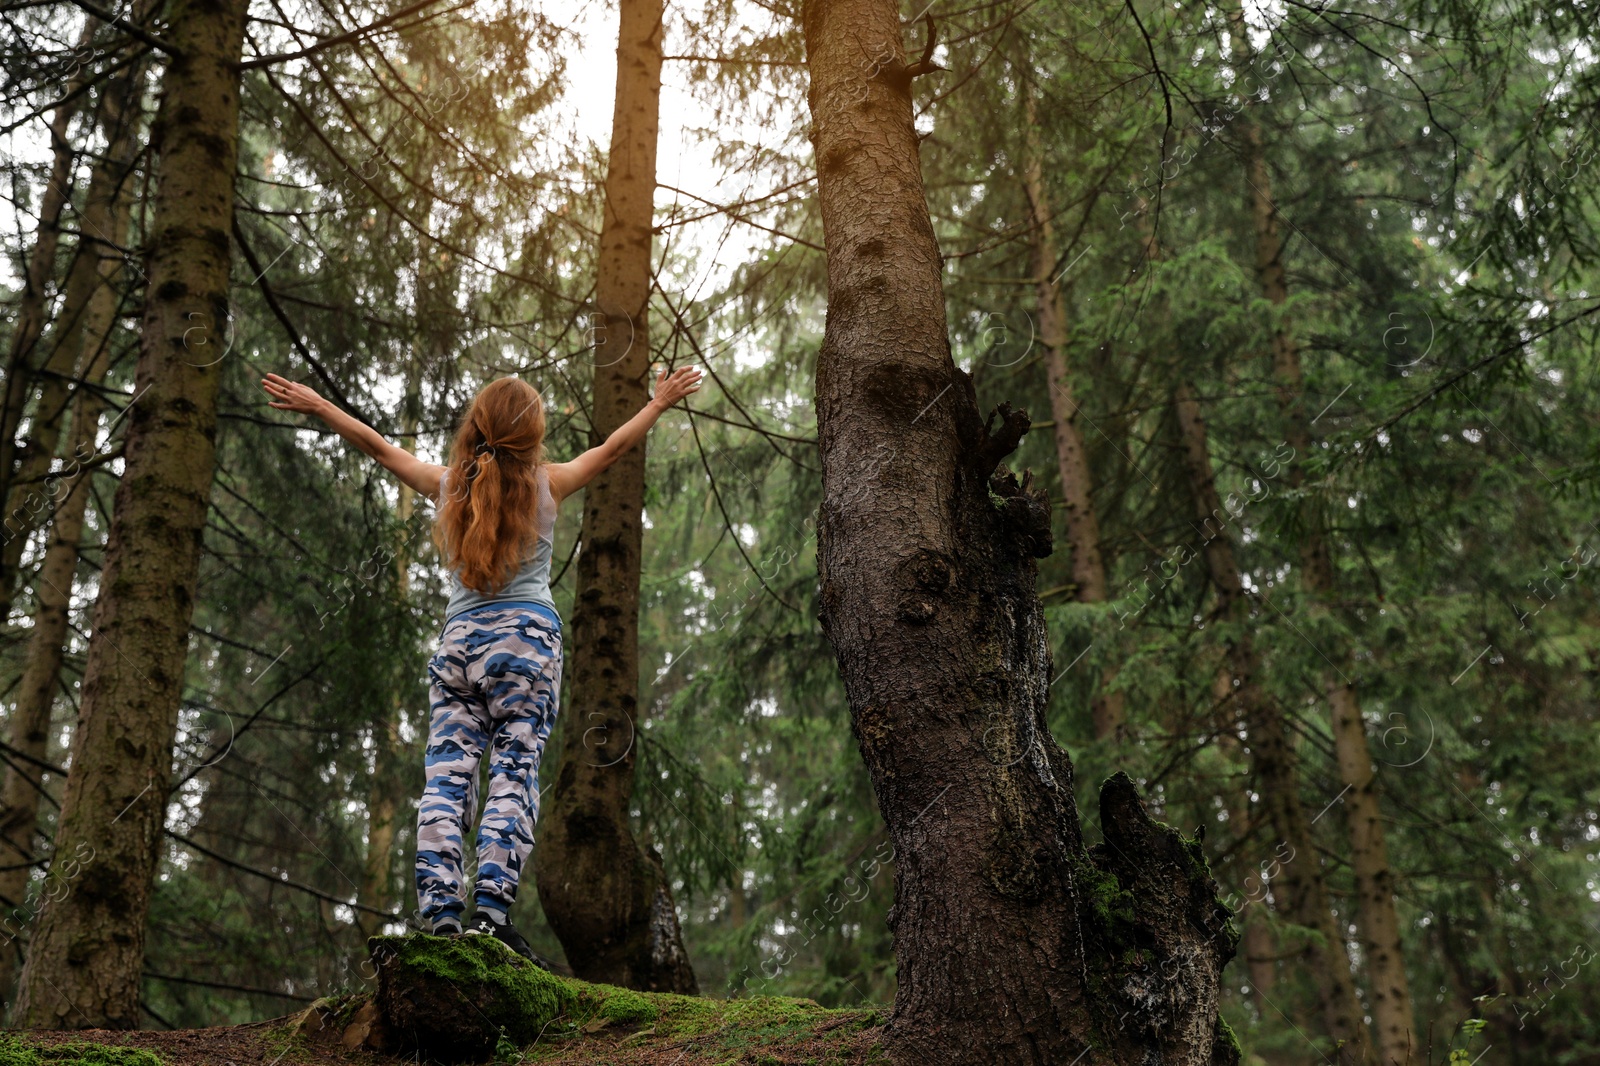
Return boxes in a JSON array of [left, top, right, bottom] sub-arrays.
[[356, 371, 421, 941], [535, 0, 696, 994], [1226, 7, 1416, 1059], [1208, 666, 1278, 1004], [354, 498, 411, 942], [1018, 90, 1124, 741], [12, 0, 249, 1028], [359, 97, 438, 937], [0, 280, 125, 1011], [1236, 862, 1280, 1006], [801, 1, 1237, 1062], [1322, 680, 1413, 1064], [0, 19, 100, 514], [0, 68, 145, 625], [356, 700, 404, 940], [1174, 383, 1373, 1064], [0, 26, 147, 1010]]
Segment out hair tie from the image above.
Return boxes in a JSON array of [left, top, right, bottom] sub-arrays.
[[475, 441, 497, 459]]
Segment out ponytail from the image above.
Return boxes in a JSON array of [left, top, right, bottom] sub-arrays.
[[434, 378, 547, 593]]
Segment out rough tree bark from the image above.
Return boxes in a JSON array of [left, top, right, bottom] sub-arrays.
[[12, 0, 249, 1028], [1019, 90, 1124, 742], [535, 0, 696, 994], [1174, 383, 1373, 1065], [1226, 7, 1415, 1060], [801, 1, 1237, 1062], [0, 67, 142, 1006]]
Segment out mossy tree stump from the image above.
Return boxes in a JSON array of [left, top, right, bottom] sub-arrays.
[[369, 934, 657, 1062]]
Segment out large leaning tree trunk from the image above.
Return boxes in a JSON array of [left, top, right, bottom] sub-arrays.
[[801, 1, 1236, 1062], [0, 52, 144, 1007], [12, 0, 249, 1029], [1173, 384, 1373, 1065], [534, 0, 696, 994], [1225, 5, 1415, 1060], [1018, 86, 1123, 743]]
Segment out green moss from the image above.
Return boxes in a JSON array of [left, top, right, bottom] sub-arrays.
[[720, 996, 830, 1026], [0, 1037, 166, 1066], [1216, 1014, 1244, 1058], [710, 1000, 872, 1060], [1078, 861, 1136, 929], [521, 998, 877, 1062], [375, 932, 581, 1043], [648, 993, 721, 1036], [384, 933, 678, 1033], [1119, 947, 1154, 969], [578, 982, 658, 1025], [374, 933, 884, 1062]]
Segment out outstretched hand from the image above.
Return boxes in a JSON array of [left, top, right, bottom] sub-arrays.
[[262, 373, 329, 416], [652, 365, 704, 409]]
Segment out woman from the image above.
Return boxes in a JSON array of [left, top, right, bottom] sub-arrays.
[[262, 366, 703, 959]]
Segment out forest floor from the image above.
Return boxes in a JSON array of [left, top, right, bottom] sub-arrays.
[[9, 999, 886, 1065]]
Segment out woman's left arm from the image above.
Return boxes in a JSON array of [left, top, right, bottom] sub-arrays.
[[547, 366, 703, 503], [262, 373, 444, 498]]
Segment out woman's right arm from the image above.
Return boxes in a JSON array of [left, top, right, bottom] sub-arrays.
[[262, 373, 444, 499], [546, 365, 703, 504]]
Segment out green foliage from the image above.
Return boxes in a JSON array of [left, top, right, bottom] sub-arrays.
[[2, 0, 1597, 1060]]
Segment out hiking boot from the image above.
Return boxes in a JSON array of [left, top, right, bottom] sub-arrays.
[[467, 912, 554, 971]]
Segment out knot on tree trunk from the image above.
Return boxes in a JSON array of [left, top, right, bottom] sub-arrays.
[[1085, 772, 1240, 1065], [969, 401, 1051, 558]]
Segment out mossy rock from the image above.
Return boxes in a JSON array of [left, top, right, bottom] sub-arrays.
[[371, 932, 668, 1061], [0, 1037, 165, 1066]]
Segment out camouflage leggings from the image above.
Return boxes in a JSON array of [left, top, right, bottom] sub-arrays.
[[415, 603, 562, 928]]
